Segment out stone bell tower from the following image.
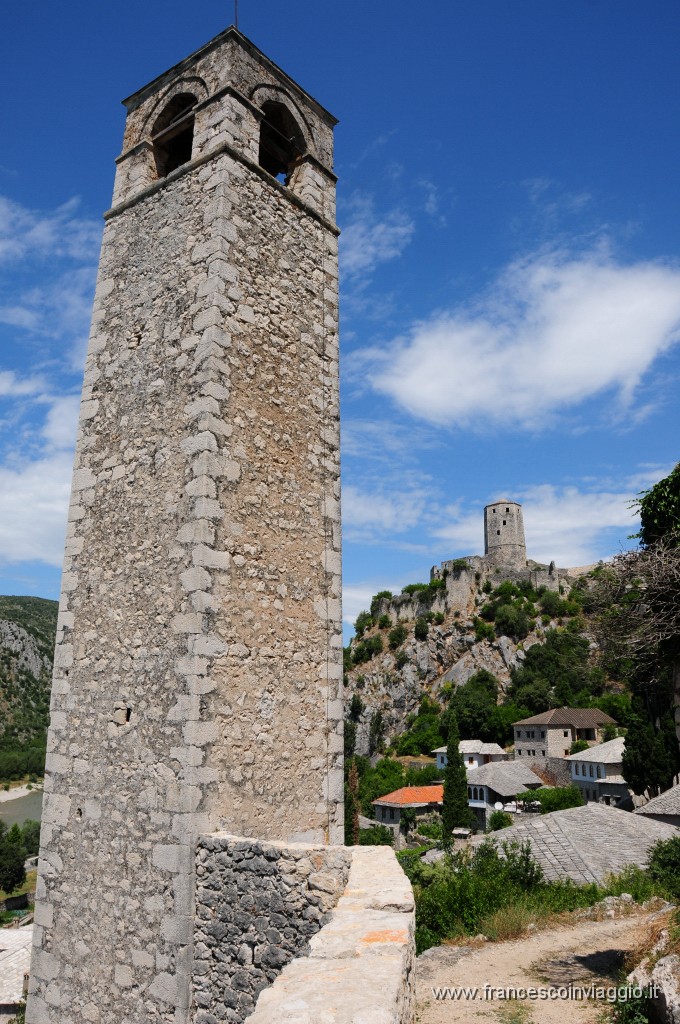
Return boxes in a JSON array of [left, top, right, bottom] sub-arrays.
[[28, 27, 342, 1024]]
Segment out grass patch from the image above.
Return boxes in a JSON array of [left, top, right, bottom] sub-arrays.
[[495, 1004, 534, 1024], [478, 904, 543, 942]]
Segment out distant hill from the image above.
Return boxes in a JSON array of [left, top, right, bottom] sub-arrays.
[[0, 596, 57, 752]]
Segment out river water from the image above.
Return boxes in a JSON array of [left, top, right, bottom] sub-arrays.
[[0, 790, 43, 828]]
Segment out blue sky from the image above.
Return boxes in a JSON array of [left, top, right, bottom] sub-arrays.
[[1, 2, 679, 642]]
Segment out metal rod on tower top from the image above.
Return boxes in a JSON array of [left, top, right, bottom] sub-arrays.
[[235, 0, 239, 29]]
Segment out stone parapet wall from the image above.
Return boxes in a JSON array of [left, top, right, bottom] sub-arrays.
[[245, 845, 415, 1024], [193, 835, 352, 1022]]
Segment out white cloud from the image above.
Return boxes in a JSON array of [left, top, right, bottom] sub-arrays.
[[0, 266, 97, 342], [361, 248, 680, 430], [342, 479, 432, 541], [0, 451, 72, 567], [0, 196, 101, 264], [0, 371, 44, 398], [339, 195, 414, 279], [42, 395, 80, 451]]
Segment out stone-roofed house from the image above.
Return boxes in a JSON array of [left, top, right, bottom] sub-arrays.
[[567, 736, 630, 807], [634, 782, 680, 828], [513, 707, 616, 761], [372, 784, 443, 828], [432, 739, 505, 772], [472, 803, 679, 884], [466, 761, 543, 829]]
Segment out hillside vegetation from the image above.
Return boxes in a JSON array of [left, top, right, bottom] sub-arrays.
[[0, 595, 57, 780]]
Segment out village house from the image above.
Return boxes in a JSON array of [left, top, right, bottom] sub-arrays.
[[566, 736, 630, 807], [432, 740, 505, 772], [372, 784, 443, 847], [513, 707, 616, 760], [466, 761, 543, 829]]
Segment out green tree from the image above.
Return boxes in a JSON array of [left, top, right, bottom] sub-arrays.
[[368, 710, 385, 755], [448, 670, 499, 740], [441, 710, 474, 843], [569, 740, 590, 754], [0, 838, 25, 894], [344, 719, 356, 759], [349, 694, 364, 721], [347, 759, 360, 845], [634, 461, 680, 547], [19, 820, 40, 858]]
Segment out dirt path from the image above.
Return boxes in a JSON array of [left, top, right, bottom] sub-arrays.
[[416, 912, 653, 1024]]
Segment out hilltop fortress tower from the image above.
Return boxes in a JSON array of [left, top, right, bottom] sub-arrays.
[[28, 28, 344, 1023], [483, 500, 526, 569]]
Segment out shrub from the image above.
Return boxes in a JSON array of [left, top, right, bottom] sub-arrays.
[[474, 618, 495, 642], [569, 739, 590, 754], [354, 610, 373, 638], [401, 583, 428, 596], [450, 559, 468, 572], [378, 614, 391, 629], [395, 650, 408, 668], [648, 835, 680, 899], [434, 611, 445, 625], [359, 825, 393, 846], [487, 810, 513, 831], [494, 603, 531, 640], [388, 624, 408, 650], [414, 617, 429, 641]]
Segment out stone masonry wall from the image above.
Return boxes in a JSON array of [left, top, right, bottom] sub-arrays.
[[245, 845, 415, 1024], [28, 29, 342, 1024], [193, 835, 351, 1022]]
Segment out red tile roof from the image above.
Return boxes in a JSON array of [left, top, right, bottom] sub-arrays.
[[372, 785, 444, 807]]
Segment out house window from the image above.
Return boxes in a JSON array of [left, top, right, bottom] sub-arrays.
[[563, 731, 569, 737], [589, 765, 594, 777], [505, 507, 509, 513], [564, 749, 569, 756], [541, 750, 545, 757], [389, 807, 395, 821], [468, 787, 472, 798], [152, 93, 197, 177], [597, 765, 602, 778], [258, 101, 306, 184], [541, 731, 545, 739], [497, 530, 501, 536], [517, 749, 521, 756]]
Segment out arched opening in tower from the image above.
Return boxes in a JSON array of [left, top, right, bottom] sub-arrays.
[[152, 93, 197, 177], [258, 101, 305, 184]]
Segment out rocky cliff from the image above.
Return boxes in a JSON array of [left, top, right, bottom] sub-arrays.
[[344, 560, 584, 755], [0, 596, 57, 747]]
